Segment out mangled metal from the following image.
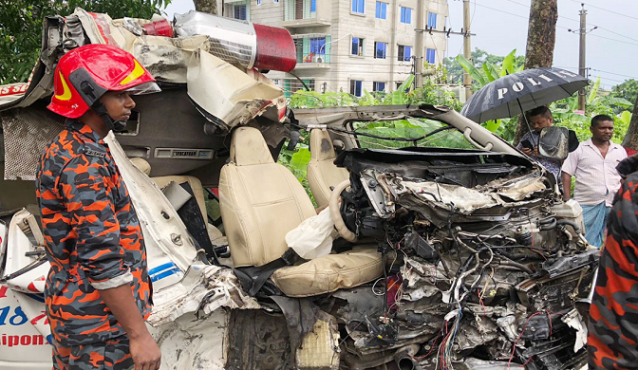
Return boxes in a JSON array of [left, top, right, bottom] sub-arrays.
[[324, 144, 595, 369]]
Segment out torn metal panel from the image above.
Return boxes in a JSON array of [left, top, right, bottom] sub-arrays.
[[187, 49, 286, 134], [562, 308, 588, 352], [147, 262, 259, 326], [151, 308, 228, 370]]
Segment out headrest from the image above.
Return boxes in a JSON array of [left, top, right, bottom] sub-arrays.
[[310, 129, 338, 161], [130, 157, 151, 175], [230, 127, 274, 166]]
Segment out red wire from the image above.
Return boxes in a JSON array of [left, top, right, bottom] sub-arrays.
[[413, 335, 440, 360], [478, 289, 487, 316], [507, 311, 545, 369]]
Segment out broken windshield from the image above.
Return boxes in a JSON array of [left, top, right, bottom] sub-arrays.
[[350, 118, 476, 150]]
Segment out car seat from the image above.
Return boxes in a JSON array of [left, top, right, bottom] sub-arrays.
[[307, 129, 349, 208], [219, 127, 383, 297]]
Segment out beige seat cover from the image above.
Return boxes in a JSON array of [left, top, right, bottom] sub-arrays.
[[307, 129, 349, 208], [130, 157, 152, 176], [220, 127, 383, 296], [219, 127, 317, 268], [271, 246, 382, 297]]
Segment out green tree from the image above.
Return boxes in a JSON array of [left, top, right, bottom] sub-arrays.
[[194, 0, 218, 15], [0, 0, 171, 84], [612, 79, 638, 105], [443, 48, 525, 86]]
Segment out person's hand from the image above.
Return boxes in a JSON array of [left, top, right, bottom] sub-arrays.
[[533, 146, 540, 157], [521, 147, 533, 156], [316, 204, 328, 214], [129, 333, 161, 370]]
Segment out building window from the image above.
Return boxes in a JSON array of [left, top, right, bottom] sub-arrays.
[[375, 2, 387, 19], [398, 45, 412, 62], [396, 81, 410, 92], [274, 0, 279, 2], [400, 7, 411, 24], [426, 48, 436, 64], [233, 3, 248, 20], [352, 0, 365, 14], [257, 0, 262, 4], [350, 80, 363, 97], [373, 81, 386, 92], [283, 78, 315, 98], [428, 12, 437, 28], [284, 0, 315, 20], [374, 42, 387, 59], [295, 36, 331, 63], [351, 37, 364, 56]]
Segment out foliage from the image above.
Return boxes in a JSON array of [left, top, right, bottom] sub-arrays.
[[277, 143, 316, 206], [455, 50, 525, 91], [443, 48, 525, 85], [289, 75, 462, 112], [353, 118, 474, 150], [0, 0, 171, 84], [612, 79, 638, 106], [550, 77, 632, 144]]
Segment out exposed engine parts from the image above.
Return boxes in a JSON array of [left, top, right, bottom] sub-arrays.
[[326, 148, 595, 370]]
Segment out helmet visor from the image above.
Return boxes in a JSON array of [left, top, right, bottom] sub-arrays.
[[126, 82, 161, 95]]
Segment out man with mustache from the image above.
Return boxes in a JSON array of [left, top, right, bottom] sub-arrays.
[[561, 115, 627, 247]]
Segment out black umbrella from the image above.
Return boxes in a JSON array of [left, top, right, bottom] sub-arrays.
[[460, 67, 588, 123]]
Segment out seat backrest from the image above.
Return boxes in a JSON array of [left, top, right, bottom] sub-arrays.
[[219, 127, 316, 268], [307, 129, 349, 208]]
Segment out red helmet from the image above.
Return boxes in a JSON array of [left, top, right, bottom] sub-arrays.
[[48, 44, 160, 118]]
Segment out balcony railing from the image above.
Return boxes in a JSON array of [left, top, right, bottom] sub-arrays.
[[293, 35, 332, 69]]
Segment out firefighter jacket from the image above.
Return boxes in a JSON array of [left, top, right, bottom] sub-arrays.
[[588, 166, 638, 369], [35, 120, 152, 347]]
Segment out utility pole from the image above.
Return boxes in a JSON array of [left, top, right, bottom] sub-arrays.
[[415, 0, 425, 88], [578, 4, 587, 111], [463, 0, 472, 99]]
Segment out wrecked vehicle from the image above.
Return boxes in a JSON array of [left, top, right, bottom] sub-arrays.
[[0, 8, 595, 370]]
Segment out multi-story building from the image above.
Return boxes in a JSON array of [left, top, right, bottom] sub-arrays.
[[222, 0, 449, 97]]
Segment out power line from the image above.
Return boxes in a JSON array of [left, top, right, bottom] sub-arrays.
[[568, 0, 638, 21], [592, 25, 638, 45], [472, 2, 638, 48], [588, 33, 638, 47], [589, 68, 638, 80], [503, 0, 579, 23]]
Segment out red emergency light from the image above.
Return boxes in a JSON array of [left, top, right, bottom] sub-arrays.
[[173, 11, 297, 73]]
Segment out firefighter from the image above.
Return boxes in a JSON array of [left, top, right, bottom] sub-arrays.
[[588, 154, 638, 369], [35, 44, 161, 370]]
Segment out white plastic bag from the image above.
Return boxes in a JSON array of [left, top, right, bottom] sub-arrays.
[[285, 207, 335, 259]]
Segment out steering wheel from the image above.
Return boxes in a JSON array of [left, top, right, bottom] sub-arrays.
[[329, 179, 357, 242]]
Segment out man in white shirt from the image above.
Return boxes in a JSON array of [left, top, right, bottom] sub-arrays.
[[561, 115, 627, 247]]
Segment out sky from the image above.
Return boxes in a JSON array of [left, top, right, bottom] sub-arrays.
[[163, 0, 638, 91]]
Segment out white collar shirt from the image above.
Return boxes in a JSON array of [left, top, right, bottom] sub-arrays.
[[561, 138, 627, 206]]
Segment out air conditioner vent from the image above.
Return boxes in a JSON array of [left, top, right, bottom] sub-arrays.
[[154, 148, 215, 160]]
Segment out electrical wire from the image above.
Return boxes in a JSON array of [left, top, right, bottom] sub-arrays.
[[568, 0, 638, 21]]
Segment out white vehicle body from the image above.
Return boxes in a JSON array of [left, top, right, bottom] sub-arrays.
[[0, 8, 594, 370]]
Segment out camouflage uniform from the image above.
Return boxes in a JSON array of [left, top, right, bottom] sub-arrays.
[[588, 170, 638, 369], [35, 120, 152, 369]]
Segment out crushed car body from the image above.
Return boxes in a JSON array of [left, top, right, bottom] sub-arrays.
[[0, 8, 595, 370]]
